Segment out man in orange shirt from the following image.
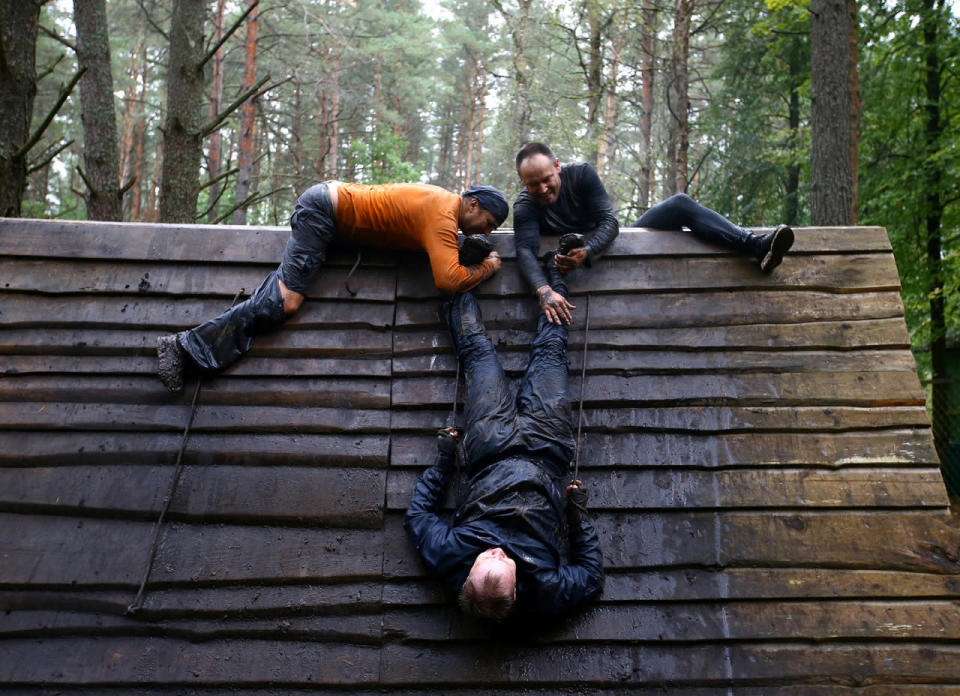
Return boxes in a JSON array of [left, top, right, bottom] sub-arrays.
[[156, 181, 508, 392]]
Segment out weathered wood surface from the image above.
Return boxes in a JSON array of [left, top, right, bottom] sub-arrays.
[[1, 221, 958, 692]]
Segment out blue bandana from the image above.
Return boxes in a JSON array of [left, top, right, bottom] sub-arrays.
[[462, 185, 508, 225]]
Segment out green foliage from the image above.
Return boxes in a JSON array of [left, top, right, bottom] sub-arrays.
[[344, 132, 423, 185]]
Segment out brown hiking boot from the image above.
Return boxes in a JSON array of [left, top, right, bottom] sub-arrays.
[[758, 224, 794, 273], [156, 334, 186, 393]]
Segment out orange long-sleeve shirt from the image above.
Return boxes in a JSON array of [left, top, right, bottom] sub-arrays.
[[335, 182, 497, 294]]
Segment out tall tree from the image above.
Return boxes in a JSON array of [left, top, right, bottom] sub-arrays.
[[0, 0, 42, 217], [74, 0, 122, 221], [665, 0, 693, 196], [231, 0, 260, 225], [809, 0, 858, 224], [206, 0, 227, 223]]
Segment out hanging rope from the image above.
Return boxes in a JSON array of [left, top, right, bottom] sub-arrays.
[[126, 287, 243, 615], [344, 250, 362, 296], [571, 292, 592, 482]]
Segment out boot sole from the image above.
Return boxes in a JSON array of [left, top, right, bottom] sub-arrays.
[[760, 224, 794, 273], [156, 335, 185, 393]]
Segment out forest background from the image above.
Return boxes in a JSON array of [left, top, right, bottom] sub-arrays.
[[1, 0, 958, 457]]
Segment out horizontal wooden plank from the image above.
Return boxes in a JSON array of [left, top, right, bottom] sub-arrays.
[[0, 432, 388, 467], [0, 327, 394, 358], [0, 637, 382, 684], [1, 582, 384, 616], [398, 252, 902, 297], [0, 375, 390, 407], [384, 599, 960, 642], [0, 354, 391, 378], [393, 371, 927, 408], [0, 465, 385, 527], [388, 405, 933, 434], [389, 429, 938, 468], [392, 318, 913, 353], [396, 291, 907, 329], [383, 510, 960, 576], [0, 295, 396, 330], [0, 403, 389, 433], [386, 468, 949, 511], [394, 349, 919, 376], [0, 513, 383, 585], [2, 258, 396, 301]]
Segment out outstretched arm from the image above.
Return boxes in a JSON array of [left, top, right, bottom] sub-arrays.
[[403, 429, 459, 574]]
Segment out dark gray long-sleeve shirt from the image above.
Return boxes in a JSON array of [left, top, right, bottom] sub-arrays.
[[513, 162, 620, 292]]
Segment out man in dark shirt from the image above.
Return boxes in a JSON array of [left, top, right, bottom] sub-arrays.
[[513, 142, 793, 326], [404, 268, 604, 621]]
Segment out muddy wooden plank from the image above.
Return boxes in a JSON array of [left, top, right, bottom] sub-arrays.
[[0, 465, 386, 527], [0, 403, 390, 433], [3, 258, 396, 301], [0, 512, 383, 585], [0, 636, 382, 684], [0, 355, 391, 378], [395, 291, 907, 329], [0, 375, 390, 407], [398, 253, 902, 297], [1, 582, 383, 616], [0, 432, 388, 467], [384, 599, 960, 642], [387, 405, 933, 434], [1, 294, 396, 330], [393, 371, 926, 408], [389, 429, 939, 469], [0, 688, 954, 696], [394, 349, 919, 377], [386, 468, 949, 511], [0, 327, 394, 358], [0, 608, 382, 641]]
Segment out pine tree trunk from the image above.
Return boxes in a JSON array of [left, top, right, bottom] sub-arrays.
[[131, 48, 148, 220], [597, 17, 625, 179], [207, 0, 227, 223], [0, 0, 41, 217], [810, 0, 859, 225], [74, 0, 121, 221], [784, 37, 802, 226], [584, 0, 604, 166], [158, 0, 206, 223], [665, 0, 692, 197], [638, 3, 657, 209], [232, 0, 259, 225]]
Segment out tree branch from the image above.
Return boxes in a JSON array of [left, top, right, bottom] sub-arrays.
[[36, 53, 66, 82], [27, 139, 74, 175], [199, 0, 260, 71], [136, 0, 169, 41], [120, 175, 138, 196], [39, 24, 76, 52], [199, 74, 273, 139], [75, 164, 94, 193], [209, 185, 287, 225], [15, 66, 86, 160], [201, 165, 239, 191]]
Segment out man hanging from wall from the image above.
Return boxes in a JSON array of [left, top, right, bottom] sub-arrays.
[[404, 261, 604, 621], [512, 142, 794, 325], [156, 181, 508, 392]]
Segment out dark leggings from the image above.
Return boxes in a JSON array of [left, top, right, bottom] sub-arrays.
[[635, 193, 759, 255], [179, 183, 337, 372], [445, 292, 575, 474]]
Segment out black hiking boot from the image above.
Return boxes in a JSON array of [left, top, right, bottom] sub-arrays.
[[557, 232, 585, 256], [756, 224, 794, 273], [459, 235, 494, 266], [157, 334, 187, 393]]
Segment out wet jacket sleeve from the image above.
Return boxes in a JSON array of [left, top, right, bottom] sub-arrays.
[[513, 197, 549, 293], [403, 450, 457, 579], [576, 164, 620, 262], [422, 221, 499, 294]]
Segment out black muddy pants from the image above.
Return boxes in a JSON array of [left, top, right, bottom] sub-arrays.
[[179, 183, 338, 371], [445, 289, 575, 475], [634, 193, 762, 257]]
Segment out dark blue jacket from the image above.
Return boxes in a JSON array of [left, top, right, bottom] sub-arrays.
[[404, 448, 604, 618]]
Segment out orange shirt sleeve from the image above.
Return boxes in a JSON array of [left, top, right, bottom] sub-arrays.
[[420, 213, 498, 294]]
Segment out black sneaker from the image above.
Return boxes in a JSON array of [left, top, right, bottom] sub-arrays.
[[558, 233, 585, 255], [157, 334, 186, 393], [758, 224, 794, 273], [459, 235, 494, 266]]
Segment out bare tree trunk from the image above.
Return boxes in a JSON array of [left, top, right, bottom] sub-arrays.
[[231, 0, 260, 225], [74, 0, 121, 220], [597, 13, 626, 178], [131, 46, 148, 220], [665, 0, 692, 197], [638, 2, 657, 209], [784, 37, 802, 226], [118, 40, 140, 219], [0, 0, 41, 217], [207, 0, 227, 223], [158, 0, 205, 223], [810, 0, 858, 225], [584, 0, 605, 165], [493, 0, 533, 146]]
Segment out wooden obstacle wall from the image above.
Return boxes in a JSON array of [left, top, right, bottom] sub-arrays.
[[1, 217, 959, 693]]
